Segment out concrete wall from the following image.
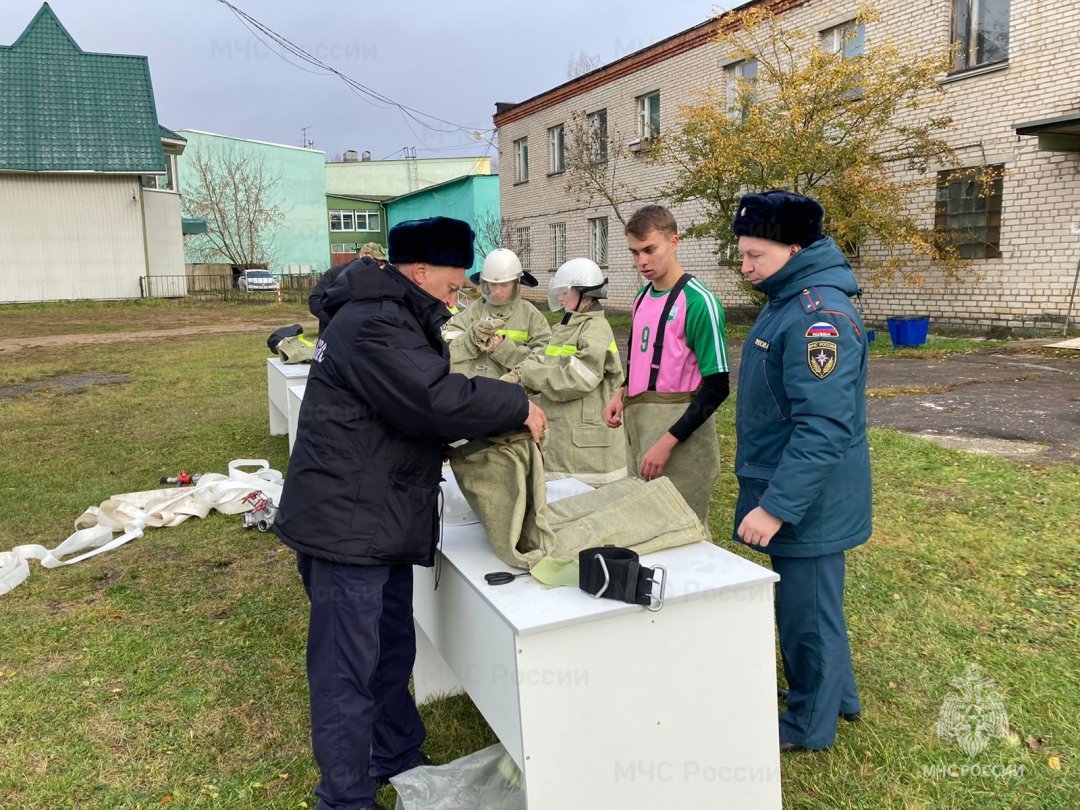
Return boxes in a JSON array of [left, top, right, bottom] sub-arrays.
[[177, 130, 329, 275], [326, 156, 492, 198]]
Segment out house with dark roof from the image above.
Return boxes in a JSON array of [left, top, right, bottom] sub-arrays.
[[0, 3, 188, 303]]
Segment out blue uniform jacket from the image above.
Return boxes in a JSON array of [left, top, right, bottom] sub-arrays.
[[733, 237, 872, 558]]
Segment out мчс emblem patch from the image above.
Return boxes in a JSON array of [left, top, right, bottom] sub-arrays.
[[805, 321, 840, 338], [807, 340, 838, 379]]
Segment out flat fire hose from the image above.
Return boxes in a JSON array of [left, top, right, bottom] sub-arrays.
[[0, 459, 283, 597]]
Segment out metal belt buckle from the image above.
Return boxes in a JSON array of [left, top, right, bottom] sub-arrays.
[[589, 553, 611, 599], [646, 565, 667, 612]]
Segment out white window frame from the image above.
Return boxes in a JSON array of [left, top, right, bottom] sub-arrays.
[[548, 125, 565, 174], [331, 243, 357, 254], [820, 20, 865, 58], [587, 108, 608, 163], [725, 59, 759, 121], [142, 154, 178, 192], [329, 209, 356, 232], [589, 217, 609, 267], [515, 226, 532, 271], [355, 211, 381, 232], [549, 222, 566, 269], [514, 137, 529, 183], [636, 92, 660, 140]]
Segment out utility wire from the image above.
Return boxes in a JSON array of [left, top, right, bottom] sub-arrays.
[[216, 0, 496, 147]]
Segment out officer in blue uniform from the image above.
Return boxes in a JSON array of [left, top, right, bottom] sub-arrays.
[[731, 191, 872, 752]]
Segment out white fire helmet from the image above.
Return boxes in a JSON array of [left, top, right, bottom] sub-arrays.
[[548, 257, 608, 311], [474, 248, 538, 296], [440, 464, 479, 525]]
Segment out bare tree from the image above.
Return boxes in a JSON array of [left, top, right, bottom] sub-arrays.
[[473, 211, 513, 257], [563, 109, 638, 225], [181, 144, 286, 268], [566, 50, 602, 79]]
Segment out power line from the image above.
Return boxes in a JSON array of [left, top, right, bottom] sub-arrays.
[[215, 0, 497, 147]]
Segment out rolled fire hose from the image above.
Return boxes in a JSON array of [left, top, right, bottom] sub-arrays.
[[0, 459, 283, 597]]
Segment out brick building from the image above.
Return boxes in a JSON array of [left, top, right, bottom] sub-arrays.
[[493, 0, 1080, 332]]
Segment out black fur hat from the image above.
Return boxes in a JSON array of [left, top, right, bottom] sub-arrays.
[[388, 216, 475, 269], [731, 190, 825, 248]]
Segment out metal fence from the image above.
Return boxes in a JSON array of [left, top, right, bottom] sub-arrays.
[[140, 273, 320, 303]]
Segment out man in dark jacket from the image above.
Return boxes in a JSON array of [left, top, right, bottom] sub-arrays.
[[308, 255, 367, 335], [731, 191, 871, 753], [275, 216, 546, 810]]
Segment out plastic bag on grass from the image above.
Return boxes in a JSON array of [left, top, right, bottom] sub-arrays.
[[392, 743, 525, 810]]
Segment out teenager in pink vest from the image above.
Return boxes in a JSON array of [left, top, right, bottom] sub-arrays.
[[603, 205, 730, 532]]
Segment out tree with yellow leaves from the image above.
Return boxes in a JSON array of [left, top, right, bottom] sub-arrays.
[[663, 4, 975, 285]]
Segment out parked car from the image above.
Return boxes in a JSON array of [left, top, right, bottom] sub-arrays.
[[238, 268, 279, 293]]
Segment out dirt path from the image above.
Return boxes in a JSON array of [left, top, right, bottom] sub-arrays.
[[0, 319, 317, 354]]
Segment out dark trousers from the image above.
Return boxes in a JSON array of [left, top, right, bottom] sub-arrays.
[[771, 552, 860, 749], [298, 553, 426, 810]]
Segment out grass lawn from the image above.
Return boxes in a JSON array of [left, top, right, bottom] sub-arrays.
[[0, 302, 1076, 809]]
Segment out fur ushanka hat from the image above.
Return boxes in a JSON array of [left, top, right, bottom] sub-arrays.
[[732, 190, 825, 248], [388, 216, 475, 269]]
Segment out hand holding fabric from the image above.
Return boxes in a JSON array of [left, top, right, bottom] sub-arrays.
[[499, 367, 523, 385], [469, 318, 505, 352]]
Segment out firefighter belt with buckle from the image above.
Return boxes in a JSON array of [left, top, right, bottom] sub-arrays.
[[578, 545, 666, 611]]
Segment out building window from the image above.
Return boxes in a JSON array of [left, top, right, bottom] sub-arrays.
[[587, 109, 608, 163], [589, 217, 609, 267], [355, 211, 381, 232], [330, 210, 355, 231], [514, 137, 529, 183], [331, 243, 357, 254], [636, 92, 660, 139], [821, 20, 865, 58], [550, 222, 566, 269], [515, 226, 532, 271], [951, 0, 1010, 72], [549, 125, 565, 174], [934, 165, 1004, 259], [141, 154, 177, 192], [725, 59, 759, 121], [329, 210, 380, 232]]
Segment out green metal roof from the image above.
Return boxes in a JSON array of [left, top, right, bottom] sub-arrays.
[[159, 125, 187, 143], [0, 3, 166, 173]]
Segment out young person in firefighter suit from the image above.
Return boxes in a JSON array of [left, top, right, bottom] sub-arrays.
[[273, 216, 547, 810], [503, 257, 627, 485], [441, 248, 551, 379], [731, 190, 872, 753]]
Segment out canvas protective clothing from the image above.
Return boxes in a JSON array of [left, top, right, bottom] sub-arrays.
[[518, 308, 626, 485], [443, 288, 550, 380]]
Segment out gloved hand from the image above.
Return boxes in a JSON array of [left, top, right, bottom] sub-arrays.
[[469, 318, 505, 352], [499, 367, 523, 385]]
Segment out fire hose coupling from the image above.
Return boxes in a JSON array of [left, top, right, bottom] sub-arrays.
[[160, 470, 204, 487], [241, 490, 278, 532]]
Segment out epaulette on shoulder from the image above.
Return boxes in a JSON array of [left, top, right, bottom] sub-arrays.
[[799, 287, 824, 313]]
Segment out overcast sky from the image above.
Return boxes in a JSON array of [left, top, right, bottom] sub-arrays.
[[3, 0, 734, 163]]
